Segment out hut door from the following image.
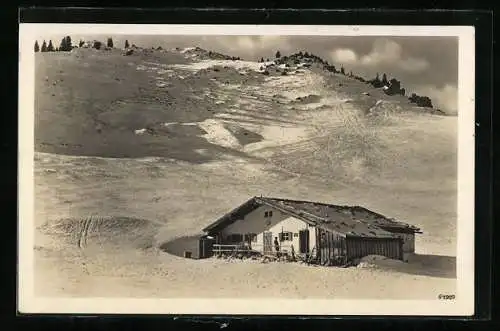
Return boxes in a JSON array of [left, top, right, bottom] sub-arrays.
[[263, 232, 273, 255], [299, 229, 309, 254]]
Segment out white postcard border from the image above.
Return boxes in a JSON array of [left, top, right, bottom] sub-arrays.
[[18, 24, 476, 316]]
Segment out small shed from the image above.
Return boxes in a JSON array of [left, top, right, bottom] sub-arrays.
[[161, 234, 216, 260], [198, 235, 216, 259]]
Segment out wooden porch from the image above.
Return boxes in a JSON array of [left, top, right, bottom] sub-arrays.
[[212, 243, 296, 261]]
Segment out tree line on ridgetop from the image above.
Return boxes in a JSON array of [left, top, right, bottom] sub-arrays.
[[265, 49, 434, 109], [32, 37, 435, 110], [34, 37, 131, 53]]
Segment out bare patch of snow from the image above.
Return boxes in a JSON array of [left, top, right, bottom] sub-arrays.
[[157, 69, 172, 75], [367, 100, 386, 113], [197, 119, 241, 149], [180, 47, 196, 53], [213, 112, 259, 122], [168, 60, 264, 73], [194, 149, 210, 156], [244, 125, 310, 153], [143, 61, 168, 68], [296, 62, 310, 68], [260, 71, 326, 95], [218, 83, 242, 91], [163, 122, 199, 127]]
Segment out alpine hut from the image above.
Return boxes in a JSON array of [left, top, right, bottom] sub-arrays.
[[201, 196, 422, 265]]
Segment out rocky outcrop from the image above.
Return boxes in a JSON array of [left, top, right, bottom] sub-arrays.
[[408, 93, 433, 108], [383, 78, 405, 96]]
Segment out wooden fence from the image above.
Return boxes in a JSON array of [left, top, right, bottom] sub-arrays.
[[212, 243, 294, 257]]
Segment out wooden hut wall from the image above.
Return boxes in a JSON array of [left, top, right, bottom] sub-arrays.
[[346, 237, 403, 261], [315, 227, 320, 258], [316, 228, 346, 265]]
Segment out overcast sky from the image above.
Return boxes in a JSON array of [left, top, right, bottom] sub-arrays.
[[37, 34, 459, 113]]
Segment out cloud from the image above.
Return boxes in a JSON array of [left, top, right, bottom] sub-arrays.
[[331, 48, 358, 64], [398, 57, 430, 72], [210, 36, 292, 59], [415, 84, 458, 114], [355, 38, 429, 73], [257, 36, 288, 47], [235, 36, 256, 50], [361, 38, 402, 66]]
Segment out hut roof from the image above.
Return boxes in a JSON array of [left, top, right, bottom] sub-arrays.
[[202, 196, 422, 238]]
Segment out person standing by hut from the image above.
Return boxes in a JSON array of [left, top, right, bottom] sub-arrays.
[[274, 237, 280, 258]]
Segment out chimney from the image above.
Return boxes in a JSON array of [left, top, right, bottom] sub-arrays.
[[322, 206, 328, 218]]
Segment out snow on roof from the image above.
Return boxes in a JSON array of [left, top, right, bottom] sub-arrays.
[[203, 196, 421, 237]]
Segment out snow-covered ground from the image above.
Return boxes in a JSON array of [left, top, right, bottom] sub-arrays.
[[32, 48, 458, 300]]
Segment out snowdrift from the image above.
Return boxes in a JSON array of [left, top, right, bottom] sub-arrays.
[[356, 255, 405, 269], [39, 216, 161, 250], [356, 254, 456, 278]]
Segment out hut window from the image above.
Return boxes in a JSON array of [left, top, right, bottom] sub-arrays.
[[244, 233, 257, 242], [279, 231, 293, 241], [227, 234, 243, 243], [264, 211, 273, 218]]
